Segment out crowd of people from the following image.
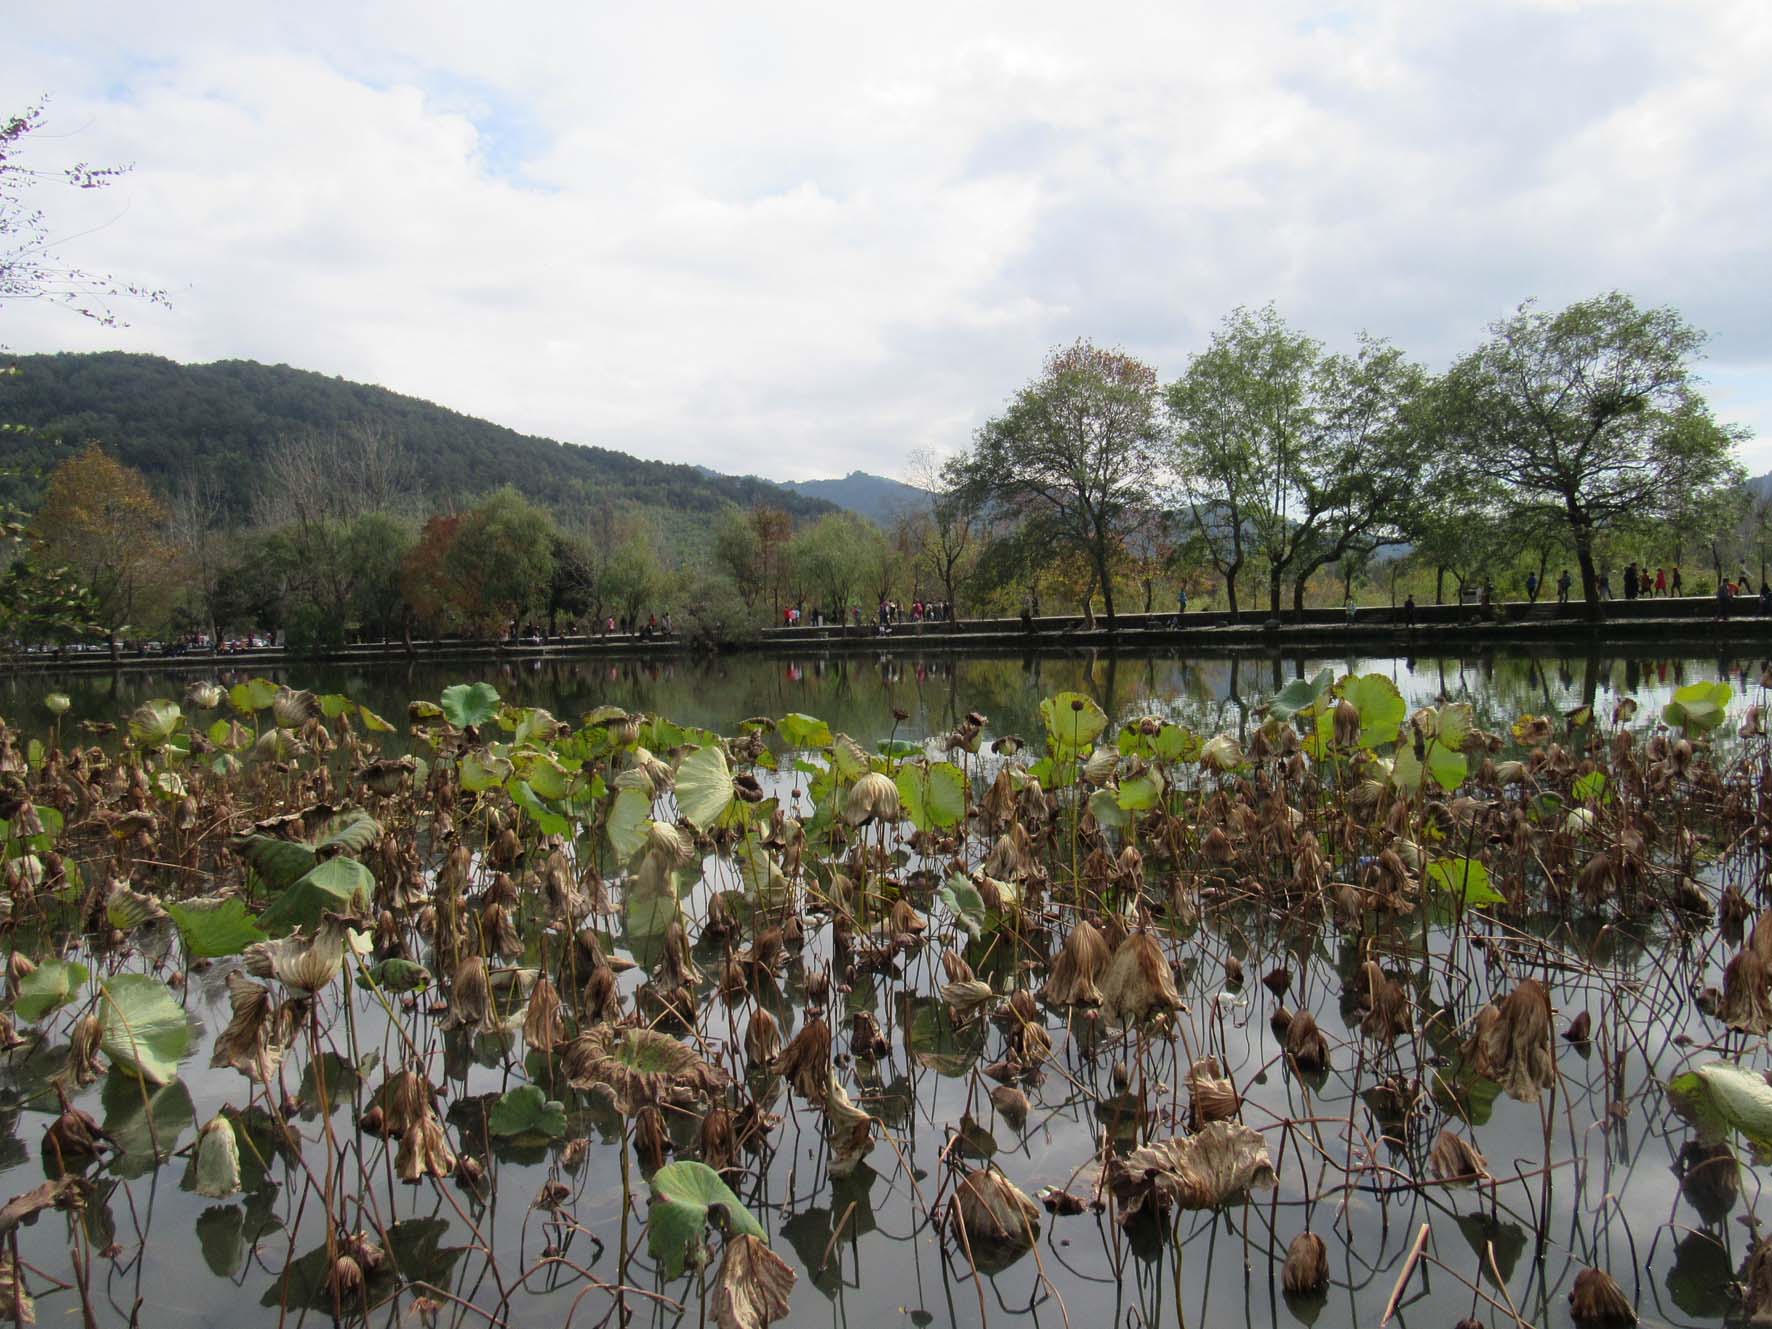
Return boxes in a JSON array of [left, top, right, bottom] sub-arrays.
[[779, 599, 955, 630]]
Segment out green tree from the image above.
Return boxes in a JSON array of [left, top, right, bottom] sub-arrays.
[[1443, 292, 1745, 617], [952, 339, 1164, 628], [446, 487, 557, 631], [1166, 306, 1434, 617], [789, 512, 878, 619], [605, 531, 662, 628]]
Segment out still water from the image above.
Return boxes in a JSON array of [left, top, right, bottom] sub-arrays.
[[0, 646, 1765, 1329]]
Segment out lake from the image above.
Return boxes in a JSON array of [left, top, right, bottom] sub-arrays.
[[0, 645, 1765, 1329]]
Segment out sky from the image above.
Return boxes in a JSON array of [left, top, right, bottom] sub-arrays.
[[4, 1, 1771, 483]]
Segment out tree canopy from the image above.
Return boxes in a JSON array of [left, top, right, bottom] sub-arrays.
[[1443, 292, 1744, 614]]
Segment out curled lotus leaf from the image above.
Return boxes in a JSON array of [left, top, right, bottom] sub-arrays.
[[1109, 1121, 1276, 1221], [712, 1233, 796, 1329], [563, 1026, 730, 1114]]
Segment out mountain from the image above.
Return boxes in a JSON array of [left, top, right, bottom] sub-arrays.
[[0, 353, 837, 530], [782, 470, 924, 527]]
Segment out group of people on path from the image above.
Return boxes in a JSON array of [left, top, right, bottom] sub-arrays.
[[781, 599, 954, 629]]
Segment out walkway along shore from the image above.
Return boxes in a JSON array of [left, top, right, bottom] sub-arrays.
[[6, 594, 1771, 676]]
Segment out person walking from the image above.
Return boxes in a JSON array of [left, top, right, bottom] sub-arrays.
[[1525, 570, 1539, 603], [1654, 567, 1667, 596], [1671, 566, 1683, 596], [1557, 569, 1572, 604], [1403, 593, 1417, 629]]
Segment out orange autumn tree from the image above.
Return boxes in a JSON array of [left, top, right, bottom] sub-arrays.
[[32, 444, 169, 651]]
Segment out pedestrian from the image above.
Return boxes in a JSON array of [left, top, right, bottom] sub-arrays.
[[1404, 593, 1417, 628], [1624, 564, 1638, 599], [1344, 592, 1357, 625], [1525, 570, 1539, 603], [1672, 566, 1683, 595], [1557, 569, 1572, 604], [1598, 571, 1612, 599], [1718, 581, 1733, 620], [1177, 585, 1188, 617]]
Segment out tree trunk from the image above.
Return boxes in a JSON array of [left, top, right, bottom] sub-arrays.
[[1435, 566, 1446, 605], [1223, 564, 1241, 615], [1573, 533, 1602, 620], [1291, 573, 1308, 616], [1268, 564, 1283, 618]]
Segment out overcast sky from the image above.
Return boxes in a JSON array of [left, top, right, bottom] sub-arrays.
[[5, 2, 1770, 483]]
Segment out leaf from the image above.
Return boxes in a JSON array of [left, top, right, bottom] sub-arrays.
[[128, 699, 183, 746], [1087, 788, 1129, 830], [101, 1070, 195, 1178], [648, 1160, 766, 1280], [357, 958, 432, 993], [779, 712, 833, 749], [1664, 680, 1732, 734], [508, 778, 570, 836], [1572, 770, 1610, 803], [1427, 741, 1468, 792], [712, 1233, 796, 1329], [675, 744, 735, 829], [311, 810, 380, 854], [14, 959, 89, 1023], [192, 1116, 243, 1198], [440, 682, 502, 728], [1117, 769, 1165, 812], [895, 761, 967, 831], [1150, 724, 1203, 763], [1268, 668, 1334, 721], [228, 678, 279, 714], [166, 898, 269, 959], [1669, 1061, 1772, 1152], [1111, 1121, 1277, 1213], [1040, 692, 1108, 751], [938, 874, 989, 939], [99, 974, 193, 1085], [229, 836, 318, 893], [1425, 858, 1505, 906], [358, 703, 395, 733], [1340, 673, 1407, 748], [458, 749, 513, 792], [488, 1084, 568, 1139], [607, 786, 654, 861], [255, 857, 374, 933]]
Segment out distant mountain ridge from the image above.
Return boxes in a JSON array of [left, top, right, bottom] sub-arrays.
[[781, 470, 924, 527], [0, 352, 838, 528]]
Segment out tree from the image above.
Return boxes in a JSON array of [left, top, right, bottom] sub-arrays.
[[445, 487, 556, 632], [166, 471, 231, 646], [714, 507, 765, 613], [32, 444, 168, 651], [1166, 306, 1433, 617], [906, 449, 977, 614], [789, 512, 877, 618], [953, 340, 1165, 628], [1165, 307, 1302, 614], [2, 98, 167, 326], [1444, 292, 1745, 617], [605, 531, 662, 627]]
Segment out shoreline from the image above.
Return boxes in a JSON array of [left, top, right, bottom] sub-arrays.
[[5, 596, 1769, 676]]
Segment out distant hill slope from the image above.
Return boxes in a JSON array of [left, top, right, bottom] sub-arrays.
[[782, 470, 924, 527], [0, 352, 837, 528]]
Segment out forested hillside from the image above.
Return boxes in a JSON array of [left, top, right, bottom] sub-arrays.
[[0, 352, 836, 523]]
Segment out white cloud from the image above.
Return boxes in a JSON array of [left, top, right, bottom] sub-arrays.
[[3, 0, 1770, 482]]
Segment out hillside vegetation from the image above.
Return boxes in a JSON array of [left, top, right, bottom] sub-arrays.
[[0, 352, 835, 525]]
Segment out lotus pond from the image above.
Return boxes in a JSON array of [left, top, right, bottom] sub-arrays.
[[1, 647, 1771, 1329]]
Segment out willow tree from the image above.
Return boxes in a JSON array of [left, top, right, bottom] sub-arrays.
[[952, 340, 1164, 628], [1444, 292, 1744, 617]]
